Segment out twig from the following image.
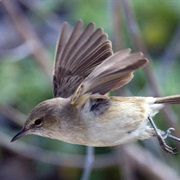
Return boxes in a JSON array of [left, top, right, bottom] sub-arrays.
[[81, 146, 95, 180]]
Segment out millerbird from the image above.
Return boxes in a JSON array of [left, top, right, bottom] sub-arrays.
[[11, 20, 180, 154]]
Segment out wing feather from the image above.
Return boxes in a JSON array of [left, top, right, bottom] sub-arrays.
[[53, 20, 113, 97], [71, 50, 148, 105]]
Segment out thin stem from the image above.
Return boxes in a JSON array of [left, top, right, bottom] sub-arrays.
[[81, 146, 95, 180]]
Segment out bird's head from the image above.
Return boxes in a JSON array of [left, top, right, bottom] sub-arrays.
[[11, 98, 67, 142]]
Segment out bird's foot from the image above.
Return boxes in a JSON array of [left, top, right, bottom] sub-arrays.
[[148, 116, 178, 155], [158, 128, 177, 155]]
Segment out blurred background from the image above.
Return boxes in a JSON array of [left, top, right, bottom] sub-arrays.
[[0, 0, 180, 179]]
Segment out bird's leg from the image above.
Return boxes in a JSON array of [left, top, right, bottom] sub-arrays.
[[148, 116, 177, 154]]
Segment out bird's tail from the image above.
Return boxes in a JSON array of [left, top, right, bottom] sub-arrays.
[[155, 95, 180, 104]]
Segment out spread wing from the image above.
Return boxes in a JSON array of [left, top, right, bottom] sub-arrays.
[[71, 49, 148, 107], [53, 20, 113, 98]]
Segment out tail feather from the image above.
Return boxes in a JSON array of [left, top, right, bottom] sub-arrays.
[[155, 95, 180, 104]]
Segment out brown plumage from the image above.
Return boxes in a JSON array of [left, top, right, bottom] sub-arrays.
[[11, 20, 180, 155], [53, 20, 113, 98]]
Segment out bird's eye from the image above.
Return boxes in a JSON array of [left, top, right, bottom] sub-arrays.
[[34, 119, 42, 126]]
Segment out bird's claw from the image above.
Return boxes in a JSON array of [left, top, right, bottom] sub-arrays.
[[157, 134, 177, 155], [157, 127, 178, 155], [148, 116, 178, 154]]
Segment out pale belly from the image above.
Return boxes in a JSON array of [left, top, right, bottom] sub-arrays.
[[56, 106, 155, 146], [74, 98, 154, 146], [75, 118, 154, 147]]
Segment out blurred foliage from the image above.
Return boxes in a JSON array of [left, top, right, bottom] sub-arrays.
[[0, 58, 52, 113], [0, 0, 180, 179], [132, 0, 179, 53]]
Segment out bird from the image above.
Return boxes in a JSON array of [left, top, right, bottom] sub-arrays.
[[11, 20, 180, 154]]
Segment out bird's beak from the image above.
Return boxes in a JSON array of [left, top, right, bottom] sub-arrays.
[[11, 128, 28, 142]]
